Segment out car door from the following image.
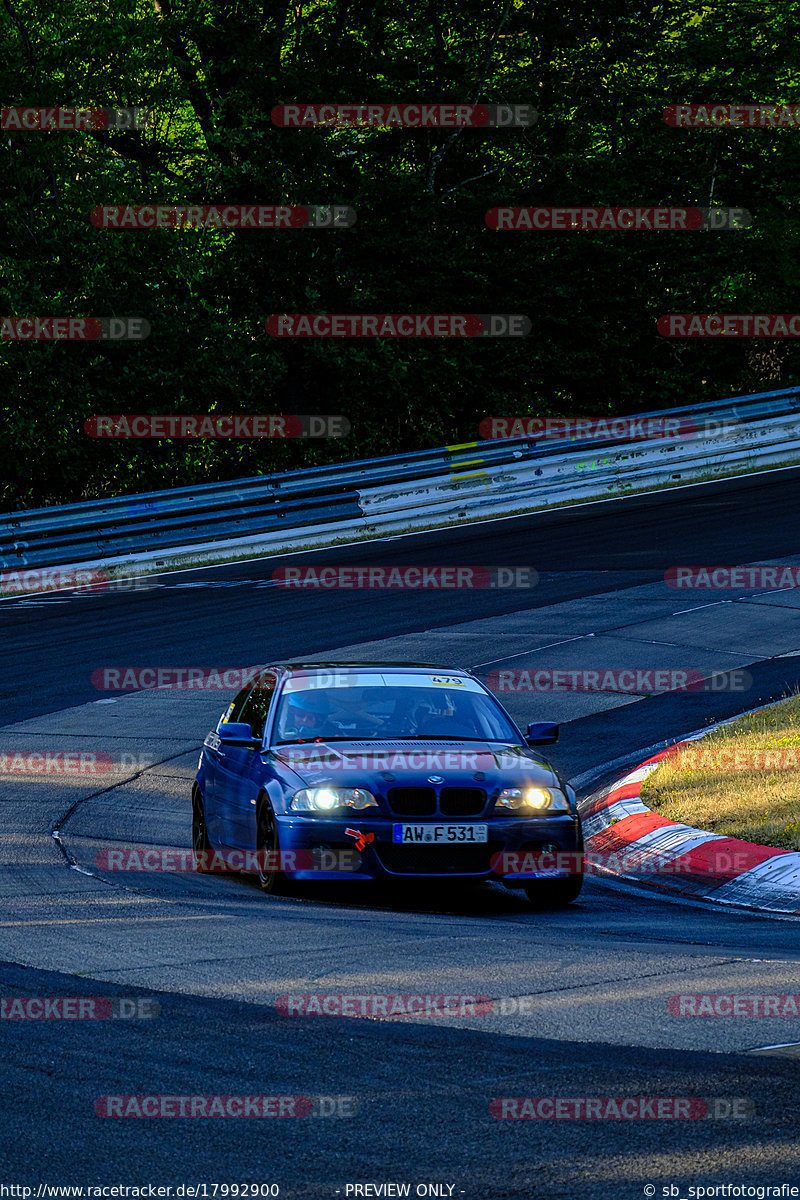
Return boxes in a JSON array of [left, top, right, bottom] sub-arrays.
[[215, 671, 277, 848], [205, 683, 254, 843]]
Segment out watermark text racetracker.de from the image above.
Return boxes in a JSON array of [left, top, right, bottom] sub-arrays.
[[1, 318, 148, 340], [271, 566, 537, 589], [0, 569, 155, 596], [1, 997, 159, 1020], [490, 1096, 752, 1120], [480, 416, 739, 441], [265, 314, 529, 337], [271, 102, 535, 127], [94, 1095, 357, 1118], [93, 847, 360, 874], [665, 102, 800, 127], [666, 565, 800, 589], [90, 205, 355, 230], [658, 314, 800, 337], [277, 747, 552, 773], [1, 107, 153, 130], [486, 206, 750, 231], [491, 848, 760, 878], [485, 668, 752, 694], [661, 745, 800, 772], [84, 415, 348, 439], [669, 993, 800, 1017], [0, 751, 160, 777]]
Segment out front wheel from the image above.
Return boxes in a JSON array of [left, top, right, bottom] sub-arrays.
[[525, 874, 583, 909], [256, 797, 291, 895]]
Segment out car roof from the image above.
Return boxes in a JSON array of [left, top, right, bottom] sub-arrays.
[[278, 662, 473, 675]]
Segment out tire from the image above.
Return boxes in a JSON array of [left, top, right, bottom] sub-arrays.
[[256, 797, 291, 895], [191, 787, 213, 873], [525, 874, 583, 909]]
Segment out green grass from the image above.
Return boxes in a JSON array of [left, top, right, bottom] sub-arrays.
[[641, 693, 800, 850]]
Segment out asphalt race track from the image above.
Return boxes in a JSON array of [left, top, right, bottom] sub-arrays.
[[3, 470, 800, 1198]]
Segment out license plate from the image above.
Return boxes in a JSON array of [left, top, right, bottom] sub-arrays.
[[392, 823, 488, 845]]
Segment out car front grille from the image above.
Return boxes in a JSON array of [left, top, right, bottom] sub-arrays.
[[386, 786, 487, 816], [375, 842, 503, 875], [387, 787, 437, 816], [439, 787, 487, 816]]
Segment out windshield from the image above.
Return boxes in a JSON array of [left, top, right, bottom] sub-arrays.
[[273, 675, 520, 744]]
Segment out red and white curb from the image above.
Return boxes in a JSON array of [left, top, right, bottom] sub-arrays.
[[581, 727, 800, 915]]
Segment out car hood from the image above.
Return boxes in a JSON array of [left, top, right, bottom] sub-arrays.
[[270, 739, 561, 791]]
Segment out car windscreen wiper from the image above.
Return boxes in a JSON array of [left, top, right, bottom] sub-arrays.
[[397, 734, 505, 742]]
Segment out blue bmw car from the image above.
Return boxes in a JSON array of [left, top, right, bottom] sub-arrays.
[[193, 662, 584, 907]]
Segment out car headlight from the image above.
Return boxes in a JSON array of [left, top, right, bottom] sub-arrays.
[[495, 786, 569, 813], [290, 787, 378, 813]]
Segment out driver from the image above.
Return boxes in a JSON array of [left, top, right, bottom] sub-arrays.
[[282, 690, 335, 738]]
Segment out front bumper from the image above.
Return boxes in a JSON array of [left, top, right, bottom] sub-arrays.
[[275, 814, 582, 883]]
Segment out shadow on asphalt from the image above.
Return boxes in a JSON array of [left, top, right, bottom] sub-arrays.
[[234, 871, 585, 917]]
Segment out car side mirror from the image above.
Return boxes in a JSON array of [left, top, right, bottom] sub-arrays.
[[526, 721, 559, 746], [219, 721, 260, 748]]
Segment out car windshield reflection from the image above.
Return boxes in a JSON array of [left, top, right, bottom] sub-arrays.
[[274, 683, 519, 744]]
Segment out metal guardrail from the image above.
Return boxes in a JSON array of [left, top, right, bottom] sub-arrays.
[[3, 386, 800, 570], [0, 438, 537, 568]]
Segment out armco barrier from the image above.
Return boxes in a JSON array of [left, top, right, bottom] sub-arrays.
[[3, 386, 800, 572], [359, 407, 800, 525], [0, 441, 534, 569]]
